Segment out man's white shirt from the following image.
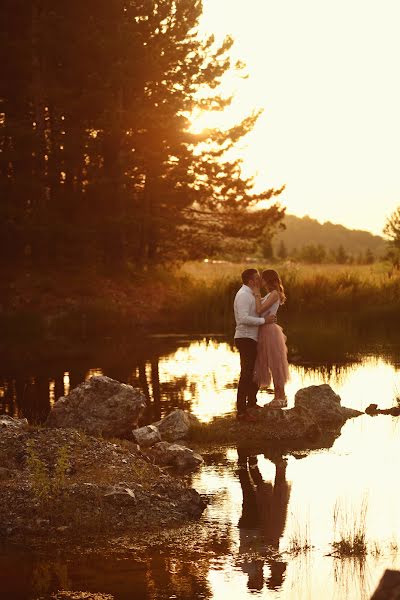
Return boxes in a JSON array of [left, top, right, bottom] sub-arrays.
[[234, 284, 265, 341]]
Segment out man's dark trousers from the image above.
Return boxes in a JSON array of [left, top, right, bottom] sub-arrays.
[[235, 337, 259, 415]]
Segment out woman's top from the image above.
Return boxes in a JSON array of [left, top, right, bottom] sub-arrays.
[[260, 292, 280, 318]]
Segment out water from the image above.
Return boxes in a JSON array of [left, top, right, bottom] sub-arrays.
[[1, 333, 400, 599]]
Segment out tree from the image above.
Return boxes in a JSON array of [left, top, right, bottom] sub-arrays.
[[364, 248, 374, 265], [383, 206, 400, 249], [0, 0, 284, 272], [298, 244, 326, 263], [335, 245, 348, 264], [277, 240, 288, 260]]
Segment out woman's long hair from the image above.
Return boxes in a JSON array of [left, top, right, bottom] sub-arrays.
[[261, 269, 286, 304]]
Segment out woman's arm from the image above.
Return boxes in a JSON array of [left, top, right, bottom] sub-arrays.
[[254, 290, 279, 315]]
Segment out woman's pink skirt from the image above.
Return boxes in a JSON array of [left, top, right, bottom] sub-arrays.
[[254, 323, 289, 389]]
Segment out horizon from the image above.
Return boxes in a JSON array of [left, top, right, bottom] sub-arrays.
[[281, 212, 385, 238]]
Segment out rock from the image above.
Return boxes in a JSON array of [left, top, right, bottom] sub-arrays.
[[104, 485, 136, 503], [294, 384, 362, 428], [179, 488, 207, 518], [156, 409, 198, 442], [149, 441, 203, 472], [258, 403, 321, 440], [370, 569, 400, 599], [280, 405, 322, 440], [0, 416, 28, 430], [132, 424, 161, 447], [45, 376, 147, 438], [366, 404, 400, 417]]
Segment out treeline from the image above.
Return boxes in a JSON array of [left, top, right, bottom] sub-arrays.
[[274, 241, 376, 265], [0, 0, 283, 273], [272, 214, 387, 259]]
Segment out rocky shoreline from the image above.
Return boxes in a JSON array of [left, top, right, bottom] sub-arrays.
[[0, 377, 363, 551], [0, 419, 205, 548]]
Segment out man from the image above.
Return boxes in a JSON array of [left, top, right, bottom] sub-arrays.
[[234, 268, 276, 422]]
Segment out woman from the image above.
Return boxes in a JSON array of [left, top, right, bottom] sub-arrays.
[[253, 269, 289, 407]]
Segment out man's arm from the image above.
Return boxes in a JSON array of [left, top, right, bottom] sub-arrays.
[[236, 293, 265, 326]]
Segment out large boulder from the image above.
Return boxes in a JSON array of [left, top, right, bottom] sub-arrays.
[[370, 569, 400, 599], [45, 376, 146, 438], [257, 403, 321, 441], [132, 424, 161, 447], [156, 409, 198, 442], [149, 441, 203, 472], [294, 384, 362, 429]]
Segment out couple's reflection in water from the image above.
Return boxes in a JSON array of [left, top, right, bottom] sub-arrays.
[[237, 447, 291, 592]]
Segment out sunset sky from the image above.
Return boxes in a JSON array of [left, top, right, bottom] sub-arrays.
[[194, 0, 400, 235]]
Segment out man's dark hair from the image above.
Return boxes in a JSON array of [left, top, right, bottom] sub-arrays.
[[241, 268, 258, 285]]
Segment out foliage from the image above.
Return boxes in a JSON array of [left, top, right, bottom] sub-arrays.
[[26, 440, 51, 502], [277, 240, 288, 260], [296, 243, 327, 264], [331, 499, 368, 557], [383, 206, 400, 249], [0, 0, 284, 273], [273, 214, 386, 259], [173, 261, 400, 332], [26, 441, 70, 504]]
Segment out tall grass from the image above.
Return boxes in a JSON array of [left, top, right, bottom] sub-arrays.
[[287, 514, 312, 555], [169, 261, 400, 332], [331, 498, 368, 557]]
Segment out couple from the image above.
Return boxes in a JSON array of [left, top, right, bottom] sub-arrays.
[[234, 268, 289, 422]]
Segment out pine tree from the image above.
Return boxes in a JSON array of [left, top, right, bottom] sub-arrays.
[[277, 240, 288, 260], [0, 0, 285, 271], [383, 206, 400, 249], [335, 245, 348, 265]]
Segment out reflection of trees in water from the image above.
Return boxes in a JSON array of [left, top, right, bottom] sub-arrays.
[[1, 552, 213, 600], [2, 332, 400, 424], [0, 337, 199, 424], [145, 555, 212, 600], [292, 362, 362, 389]]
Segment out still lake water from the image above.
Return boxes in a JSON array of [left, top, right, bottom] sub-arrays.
[[1, 332, 400, 599]]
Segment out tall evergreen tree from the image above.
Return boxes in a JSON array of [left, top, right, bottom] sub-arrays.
[[0, 0, 284, 271]]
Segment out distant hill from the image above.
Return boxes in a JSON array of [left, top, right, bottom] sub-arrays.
[[273, 214, 387, 258]]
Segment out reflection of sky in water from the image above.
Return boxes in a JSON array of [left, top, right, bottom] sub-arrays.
[[2, 337, 400, 599], [194, 433, 400, 599], [177, 339, 400, 599], [154, 339, 400, 421]]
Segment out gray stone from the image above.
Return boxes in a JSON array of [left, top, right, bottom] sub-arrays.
[[150, 441, 203, 472], [45, 376, 146, 438], [156, 409, 197, 442], [370, 569, 400, 599], [104, 485, 136, 502], [132, 424, 161, 447], [294, 384, 362, 428], [0, 415, 28, 430]]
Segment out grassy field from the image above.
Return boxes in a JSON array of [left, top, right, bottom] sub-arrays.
[[179, 259, 395, 283], [1, 260, 400, 342], [170, 260, 400, 332]]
